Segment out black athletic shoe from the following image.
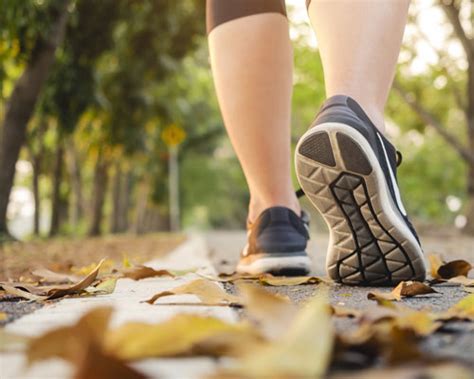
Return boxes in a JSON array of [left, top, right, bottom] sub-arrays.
[[295, 95, 426, 286], [237, 206, 312, 276]]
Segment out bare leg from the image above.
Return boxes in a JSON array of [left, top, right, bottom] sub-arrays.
[[207, 1, 299, 222], [308, 0, 410, 133]]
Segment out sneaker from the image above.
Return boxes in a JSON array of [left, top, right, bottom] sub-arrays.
[[236, 206, 312, 276], [295, 95, 426, 285]]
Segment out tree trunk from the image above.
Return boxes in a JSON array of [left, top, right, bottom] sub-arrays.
[[67, 140, 84, 229], [0, 2, 69, 237], [49, 138, 64, 237], [88, 151, 109, 236], [463, 60, 474, 234], [119, 170, 132, 232], [31, 119, 48, 236], [110, 162, 122, 234], [32, 153, 41, 236]]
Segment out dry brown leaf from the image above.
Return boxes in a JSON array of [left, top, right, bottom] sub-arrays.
[[1, 259, 106, 301], [26, 307, 145, 379], [330, 305, 362, 318], [74, 342, 146, 379], [27, 307, 113, 365], [31, 268, 81, 284], [230, 292, 334, 378], [45, 258, 106, 299], [144, 278, 240, 305], [0, 284, 47, 301], [392, 310, 442, 336], [258, 275, 324, 286], [0, 312, 7, 321], [437, 294, 474, 321], [428, 254, 473, 280], [368, 281, 437, 302], [340, 321, 425, 366], [438, 260, 472, 279], [105, 314, 263, 360], [199, 272, 261, 283], [237, 283, 297, 339], [121, 265, 175, 281]]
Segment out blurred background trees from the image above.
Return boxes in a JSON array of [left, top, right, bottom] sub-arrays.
[[0, 0, 472, 241]]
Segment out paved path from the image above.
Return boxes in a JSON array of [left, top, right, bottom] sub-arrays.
[[207, 230, 474, 366], [1, 230, 473, 378], [2, 235, 235, 379]]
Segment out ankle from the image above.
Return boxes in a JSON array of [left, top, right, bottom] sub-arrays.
[[248, 193, 301, 224]]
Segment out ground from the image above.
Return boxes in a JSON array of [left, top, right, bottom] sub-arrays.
[[0, 229, 473, 378]]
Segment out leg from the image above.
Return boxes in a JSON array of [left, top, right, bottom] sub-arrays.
[[307, 0, 410, 133], [207, 0, 299, 222], [295, 0, 426, 285]]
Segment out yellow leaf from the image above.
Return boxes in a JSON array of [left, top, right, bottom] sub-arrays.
[[237, 283, 297, 339], [27, 307, 113, 365], [144, 278, 240, 305], [438, 294, 474, 321], [233, 292, 334, 378], [87, 278, 117, 295], [105, 314, 263, 360], [0, 312, 7, 321], [258, 275, 325, 286], [368, 281, 437, 302]]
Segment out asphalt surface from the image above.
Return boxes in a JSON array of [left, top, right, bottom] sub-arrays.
[[207, 230, 474, 367]]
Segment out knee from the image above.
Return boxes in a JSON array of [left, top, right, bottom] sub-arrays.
[[206, 0, 287, 34]]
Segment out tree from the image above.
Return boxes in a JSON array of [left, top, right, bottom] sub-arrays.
[[392, 0, 474, 233], [0, 0, 71, 239]]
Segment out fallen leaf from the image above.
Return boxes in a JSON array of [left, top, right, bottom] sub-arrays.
[[428, 254, 473, 280], [428, 254, 444, 279], [144, 278, 240, 305], [87, 278, 117, 295], [392, 310, 442, 336], [1, 259, 106, 301], [237, 283, 297, 339], [121, 265, 175, 281], [26, 307, 145, 379], [331, 305, 362, 318], [27, 307, 113, 365], [340, 321, 425, 366], [31, 268, 81, 284], [45, 259, 106, 299], [231, 292, 334, 378], [0, 312, 7, 321], [0, 284, 47, 302], [74, 342, 146, 379], [368, 281, 437, 302], [258, 275, 324, 286], [437, 260, 472, 279], [105, 314, 263, 359], [437, 294, 474, 321]]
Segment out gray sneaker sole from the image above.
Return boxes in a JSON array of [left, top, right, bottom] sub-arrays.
[[295, 123, 426, 286]]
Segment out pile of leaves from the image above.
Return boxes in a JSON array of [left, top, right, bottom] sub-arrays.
[[1, 254, 473, 378]]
